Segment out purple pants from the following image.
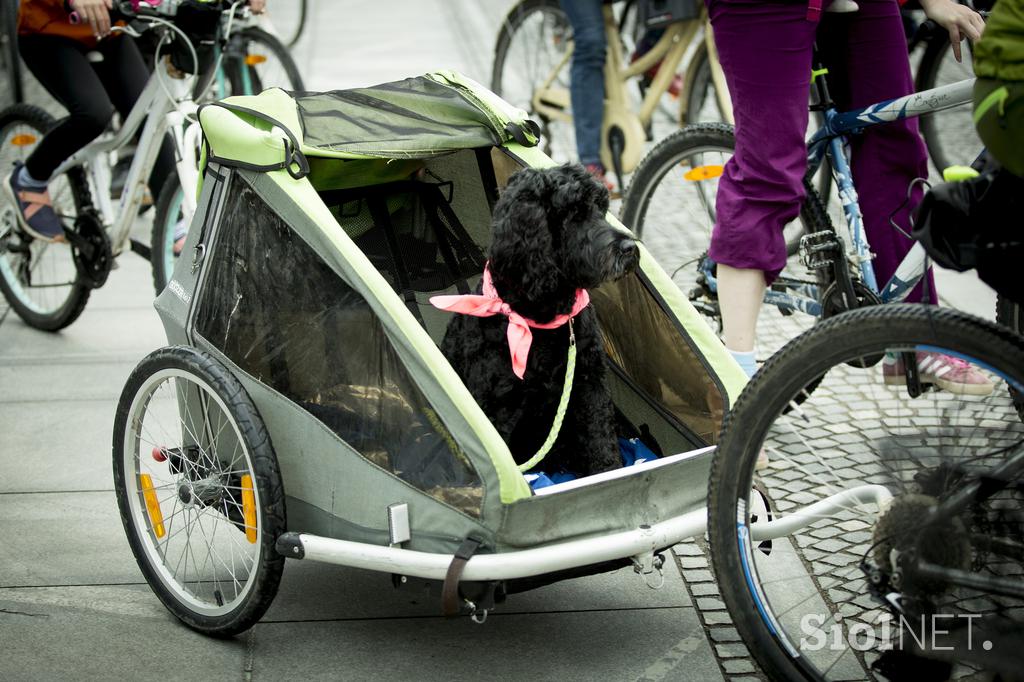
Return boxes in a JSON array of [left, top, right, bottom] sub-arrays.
[[707, 0, 936, 302]]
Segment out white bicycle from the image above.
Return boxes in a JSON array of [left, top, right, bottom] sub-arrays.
[[0, 0, 280, 330]]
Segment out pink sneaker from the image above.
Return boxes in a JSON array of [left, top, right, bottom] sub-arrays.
[[584, 163, 615, 193], [882, 351, 994, 396]]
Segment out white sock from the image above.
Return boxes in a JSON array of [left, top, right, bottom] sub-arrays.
[[17, 165, 48, 190], [728, 348, 758, 378]]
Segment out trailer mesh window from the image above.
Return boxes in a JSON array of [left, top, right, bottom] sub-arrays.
[[194, 181, 483, 517]]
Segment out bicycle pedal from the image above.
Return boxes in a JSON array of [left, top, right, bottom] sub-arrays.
[[799, 230, 843, 270]]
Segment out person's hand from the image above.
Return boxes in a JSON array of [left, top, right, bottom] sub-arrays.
[[249, 0, 266, 14], [919, 0, 986, 63], [71, 0, 114, 38]]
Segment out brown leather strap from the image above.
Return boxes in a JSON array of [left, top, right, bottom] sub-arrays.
[[441, 537, 482, 618]]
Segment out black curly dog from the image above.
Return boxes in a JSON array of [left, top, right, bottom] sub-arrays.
[[438, 164, 640, 476]]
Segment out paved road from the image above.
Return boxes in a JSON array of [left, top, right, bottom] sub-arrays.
[[0, 2, 751, 681], [0, 2, 999, 680]]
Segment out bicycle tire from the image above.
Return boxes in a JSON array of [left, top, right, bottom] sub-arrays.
[[491, 0, 575, 163], [708, 304, 1024, 681], [226, 27, 305, 95], [113, 346, 286, 637], [682, 39, 727, 125], [914, 36, 981, 175], [150, 175, 185, 295], [996, 295, 1024, 419], [620, 123, 830, 361], [268, 0, 307, 49], [0, 104, 91, 331]]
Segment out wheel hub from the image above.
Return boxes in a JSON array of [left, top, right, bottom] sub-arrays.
[[177, 482, 194, 506], [176, 476, 224, 508], [871, 493, 972, 596]]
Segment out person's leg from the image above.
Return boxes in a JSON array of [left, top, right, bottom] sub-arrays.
[[706, 0, 817, 367], [822, 0, 937, 304], [94, 35, 177, 199], [18, 35, 115, 182], [8, 35, 115, 239], [716, 264, 766, 374], [559, 0, 605, 168]]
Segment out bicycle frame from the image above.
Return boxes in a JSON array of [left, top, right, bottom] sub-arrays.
[[530, 4, 732, 174], [50, 61, 201, 258], [701, 74, 975, 317], [807, 75, 975, 299]]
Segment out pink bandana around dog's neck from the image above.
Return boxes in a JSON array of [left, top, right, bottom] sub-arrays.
[[429, 264, 590, 380]]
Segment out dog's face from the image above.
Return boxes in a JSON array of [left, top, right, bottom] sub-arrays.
[[489, 165, 639, 319]]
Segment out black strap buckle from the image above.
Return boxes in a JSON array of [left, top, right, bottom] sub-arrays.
[[441, 537, 482, 618]]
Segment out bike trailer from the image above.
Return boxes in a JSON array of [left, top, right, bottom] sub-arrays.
[[125, 71, 747, 632]]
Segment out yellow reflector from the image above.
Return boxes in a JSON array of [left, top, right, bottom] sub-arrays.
[[241, 474, 257, 544], [245, 54, 267, 66], [140, 474, 165, 539], [683, 165, 724, 182], [11, 134, 37, 146]]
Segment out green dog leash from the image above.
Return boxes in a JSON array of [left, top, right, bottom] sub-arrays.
[[517, 318, 577, 473]]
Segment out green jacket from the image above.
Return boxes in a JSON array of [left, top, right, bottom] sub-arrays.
[[975, 0, 1024, 81]]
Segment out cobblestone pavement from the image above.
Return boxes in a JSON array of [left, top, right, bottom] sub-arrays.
[[672, 539, 764, 682], [733, 334, 1024, 679]]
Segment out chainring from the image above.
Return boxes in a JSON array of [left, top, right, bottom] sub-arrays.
[[70, 211, 112, 289]]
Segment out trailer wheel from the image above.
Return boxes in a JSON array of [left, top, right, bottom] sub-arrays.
[[113, 346, 286, 637]]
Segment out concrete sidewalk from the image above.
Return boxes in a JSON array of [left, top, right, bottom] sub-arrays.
[[0, 2, 745, 680]]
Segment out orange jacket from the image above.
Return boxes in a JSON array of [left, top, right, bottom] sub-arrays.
[[18, 0, 98, 46]]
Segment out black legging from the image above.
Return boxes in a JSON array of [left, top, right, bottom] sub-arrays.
[[18, 33, 175, 195]]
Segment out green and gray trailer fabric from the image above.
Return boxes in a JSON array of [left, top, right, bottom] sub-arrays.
[[155, 72, 747, 556]]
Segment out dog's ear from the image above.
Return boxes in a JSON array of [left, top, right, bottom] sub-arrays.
[[488, 169, 561, 307], [550, 164, 609, 221]]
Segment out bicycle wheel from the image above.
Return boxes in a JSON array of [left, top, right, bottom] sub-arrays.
[[0, 104, 91, 331], [708, 304, 1024, 681], [264, 0, 307, 49], [113, 346, 286, 637], [620, 123, 831, 362], [996, 296, 1024, 419], [682, 39, 727, 125], [491, 0, 576, 163], [915, 37, 981, 176], [150, 175, 186, 295], [0, 0, 23, 107], [225, 27, 305, 96]]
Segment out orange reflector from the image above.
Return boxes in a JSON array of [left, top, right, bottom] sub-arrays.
[[11, 134, 37, 146], [245, 54, 267, 66], [683, 164, 724, 182], [140, 474, 165, 539], [241, 474, 257, 544]]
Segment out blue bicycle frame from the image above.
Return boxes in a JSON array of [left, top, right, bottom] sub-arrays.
[[700, 67, 976, 318], [807, 74, 975, 298]]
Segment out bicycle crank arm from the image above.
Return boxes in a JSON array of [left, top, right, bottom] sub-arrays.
[[129, 238, 151, 261]]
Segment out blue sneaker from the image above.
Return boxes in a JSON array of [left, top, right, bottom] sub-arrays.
[[4, 163, 65, 242]]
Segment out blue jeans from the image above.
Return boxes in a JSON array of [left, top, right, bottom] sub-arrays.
[[560, 0, 605, 166]]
